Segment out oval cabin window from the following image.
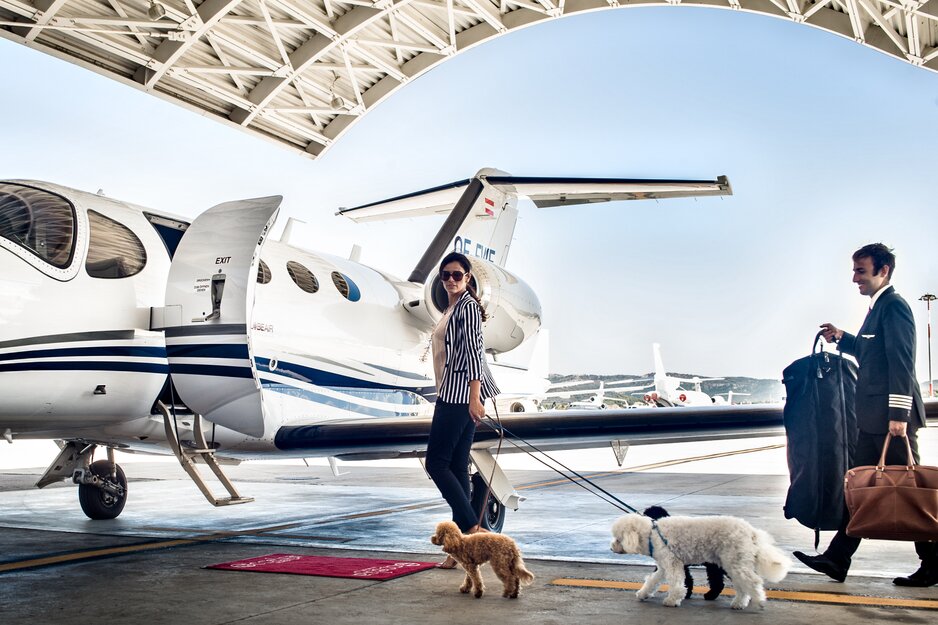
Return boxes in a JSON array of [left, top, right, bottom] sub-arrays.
[[85, 210, 147, 278], [287, 260, 319, 293], [331, 271, 361, 302], [257, 259, 271, 284]]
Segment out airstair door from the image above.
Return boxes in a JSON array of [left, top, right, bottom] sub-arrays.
[[163, 196, 281, 438]]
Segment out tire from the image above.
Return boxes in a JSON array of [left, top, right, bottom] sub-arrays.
[[78, 460, 127, 520], [469, 472, 506, 533]]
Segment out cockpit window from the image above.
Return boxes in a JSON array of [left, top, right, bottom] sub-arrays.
[[86, 210, 147, 278], [0, 183, 76, 268]]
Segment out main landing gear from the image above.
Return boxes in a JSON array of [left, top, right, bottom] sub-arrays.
[[470, 472, 506, 533], [36, 442, 128, 520]]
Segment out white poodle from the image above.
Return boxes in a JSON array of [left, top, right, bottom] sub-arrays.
[[610, 513, 790, 610]]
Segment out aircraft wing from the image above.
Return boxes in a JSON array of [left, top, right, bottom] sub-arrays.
[[486, 175, 732, 208], [274, 403, 787, 460]]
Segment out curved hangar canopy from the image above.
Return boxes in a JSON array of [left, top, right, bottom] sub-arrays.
[[2, 0, 936, 159]]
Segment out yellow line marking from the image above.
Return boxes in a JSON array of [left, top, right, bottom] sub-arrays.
[[0, 539, 199, 572], [550, 579, 938, 610], [518, 444, 785, 490], [0, 521, 304, 573], [0, 499, 452, 574]]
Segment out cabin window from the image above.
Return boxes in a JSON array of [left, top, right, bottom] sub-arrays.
[[287, 260, 319, 293], [85, 210, 147, 278], [0, 183, 76, 268], [331, 271, 361, 302], [257, 259, 271, 284]]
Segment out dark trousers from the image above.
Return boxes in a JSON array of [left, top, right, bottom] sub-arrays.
[[426, 400, 477, 532], [825, 429, 937, 568]]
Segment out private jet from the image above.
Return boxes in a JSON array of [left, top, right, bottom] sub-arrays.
[[0, 169, 803, 530]]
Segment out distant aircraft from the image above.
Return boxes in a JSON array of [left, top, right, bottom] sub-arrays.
[[641, 343, 726, 407], [543, 380, 651, 410], [0, 169, 808, 530]]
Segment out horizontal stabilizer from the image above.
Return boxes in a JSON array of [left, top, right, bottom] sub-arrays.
[[338, 175, 731, 222], [487, 175, 732, 208], [337, 180, 470, 222]]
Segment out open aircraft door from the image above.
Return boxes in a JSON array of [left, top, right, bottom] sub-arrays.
[[162, 196, 281, 439]]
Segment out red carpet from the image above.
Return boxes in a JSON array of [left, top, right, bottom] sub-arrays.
[[207, 554, 438, 580]]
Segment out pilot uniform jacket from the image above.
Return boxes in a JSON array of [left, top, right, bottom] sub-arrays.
[[838, 286, 926, 434], [437, 291, 500, 404]]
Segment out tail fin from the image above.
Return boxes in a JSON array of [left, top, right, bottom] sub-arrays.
[[338, 170, 731, 283], [337, 167, 519, 281], [405, 170, 518, 281], [753, 529, 791, 583], [652, 343, 674, 397]]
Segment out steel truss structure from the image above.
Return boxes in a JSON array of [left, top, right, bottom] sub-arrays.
[[2, 0, 936, 158]]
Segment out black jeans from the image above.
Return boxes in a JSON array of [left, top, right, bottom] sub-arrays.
[[825, 429, 937, 567], [426, 400, 477, 532]]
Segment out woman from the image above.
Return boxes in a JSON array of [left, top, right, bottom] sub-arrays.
[[426, 252, 500, 567]]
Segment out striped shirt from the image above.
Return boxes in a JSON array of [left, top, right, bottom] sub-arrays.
[[437, 290, 500, 404]]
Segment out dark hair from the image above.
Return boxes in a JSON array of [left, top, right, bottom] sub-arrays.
[[439, 252, 487, 321], [853, 243, 895, 280]]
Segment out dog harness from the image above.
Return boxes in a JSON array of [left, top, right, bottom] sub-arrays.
[[648, 520, 670, 557]]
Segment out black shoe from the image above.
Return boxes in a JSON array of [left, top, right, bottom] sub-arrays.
[[793, 551, 848, 583], [893, 563, 938, 587]]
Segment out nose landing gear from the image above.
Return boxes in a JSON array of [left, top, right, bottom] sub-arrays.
[[76, 459, 127, 520]]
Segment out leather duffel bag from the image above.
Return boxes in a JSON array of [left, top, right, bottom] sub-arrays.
[[844, 433, 938, 541]]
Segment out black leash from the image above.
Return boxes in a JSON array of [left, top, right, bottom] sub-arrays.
[[473, 401, 504, 529], [479, 416, 639, 514]]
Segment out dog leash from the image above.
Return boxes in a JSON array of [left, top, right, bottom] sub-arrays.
[[479, 417, 639, 514], [473, 400, 505, 530], [648, 519, 670, 557]]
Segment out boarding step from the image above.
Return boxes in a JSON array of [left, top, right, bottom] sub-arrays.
[[157, 402, 254, 507]]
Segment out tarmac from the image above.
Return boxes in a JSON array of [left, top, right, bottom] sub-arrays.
[[0, 433, 936, 624]]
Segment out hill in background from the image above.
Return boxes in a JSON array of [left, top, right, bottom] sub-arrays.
[[545, 373, 785, 409]]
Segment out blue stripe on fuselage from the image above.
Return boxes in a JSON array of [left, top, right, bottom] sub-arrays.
[[0, 361, 169, 374], [255, 357, 435, 397], [0, 346, 167, 361], [166, 343, 249, 359], [260, 380, 423, 418]]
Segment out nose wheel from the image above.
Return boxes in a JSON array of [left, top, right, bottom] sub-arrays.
[[77, 459, 127, 520]]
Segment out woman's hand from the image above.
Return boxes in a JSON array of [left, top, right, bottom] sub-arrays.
[[468, 380, 485, 424], [469, 396, 485, 424]]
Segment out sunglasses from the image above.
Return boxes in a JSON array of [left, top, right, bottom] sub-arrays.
[[440, 270, 466, 282]]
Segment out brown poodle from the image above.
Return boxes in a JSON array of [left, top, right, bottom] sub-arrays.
[[430, 521, 535, 598]]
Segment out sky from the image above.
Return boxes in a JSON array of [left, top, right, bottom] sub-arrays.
[[1, 7, 938, 381]]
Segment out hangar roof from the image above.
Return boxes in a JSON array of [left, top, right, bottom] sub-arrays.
[[2, 0, 936, 159]]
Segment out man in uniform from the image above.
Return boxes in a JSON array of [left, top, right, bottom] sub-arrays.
[[794, 243, 935, 587]]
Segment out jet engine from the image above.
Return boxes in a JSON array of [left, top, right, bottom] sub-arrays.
[[407, 258, 541, 354]]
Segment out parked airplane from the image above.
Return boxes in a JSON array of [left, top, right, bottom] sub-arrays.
[[641, 343, 726, 407], [542, 380, 651, 409], [1, 169, 800, 530]]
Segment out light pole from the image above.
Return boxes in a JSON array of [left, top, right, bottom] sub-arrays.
[[921, 293, 936, 398]]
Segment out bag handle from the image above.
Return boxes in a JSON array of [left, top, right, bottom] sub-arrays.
[[812, 331, 825, 355], [877, 433, 917, 469]]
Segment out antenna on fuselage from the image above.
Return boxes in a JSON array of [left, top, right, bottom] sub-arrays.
[[280, 217, 305, 244]]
